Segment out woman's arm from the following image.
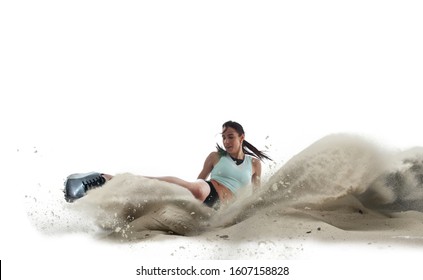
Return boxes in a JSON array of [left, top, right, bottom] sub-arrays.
[[197, 152, 219, 180], [252, 158, 262, 192]]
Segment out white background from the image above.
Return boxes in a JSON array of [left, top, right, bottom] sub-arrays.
[[1, 0, 422, 279]]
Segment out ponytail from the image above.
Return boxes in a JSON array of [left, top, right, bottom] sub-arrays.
[[242, 140, 272, 161]]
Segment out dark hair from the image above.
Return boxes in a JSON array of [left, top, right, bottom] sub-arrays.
[[216, 121, 272, 162]]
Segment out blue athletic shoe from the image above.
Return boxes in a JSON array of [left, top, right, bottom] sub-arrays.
[[63, 172, 106, 202]]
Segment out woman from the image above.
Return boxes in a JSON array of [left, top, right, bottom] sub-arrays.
[[64, 121, 271, 207]]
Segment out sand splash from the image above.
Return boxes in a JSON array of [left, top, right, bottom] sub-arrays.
[[27, 134, 423, 246]]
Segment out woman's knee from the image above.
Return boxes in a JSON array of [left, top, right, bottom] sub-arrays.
[[190, 180, 210, 201]]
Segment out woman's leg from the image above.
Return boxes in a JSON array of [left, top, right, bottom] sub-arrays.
[[102, 174, 114, 181], [146, 176, 211, 202], [102, 174, 211, 202]]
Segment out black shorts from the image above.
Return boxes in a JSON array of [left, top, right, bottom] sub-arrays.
[[203, 180, 220, 208]]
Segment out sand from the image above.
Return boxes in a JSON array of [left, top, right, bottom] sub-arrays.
[[24, 134, 423, 261]]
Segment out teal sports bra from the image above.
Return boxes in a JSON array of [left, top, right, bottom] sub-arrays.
[[210, 154, 253, 194]]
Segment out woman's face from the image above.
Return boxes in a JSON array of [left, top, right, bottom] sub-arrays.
[[222, 126, 244, 155]]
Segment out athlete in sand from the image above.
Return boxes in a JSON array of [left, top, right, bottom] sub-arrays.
[[64, 121, 272, 208]]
